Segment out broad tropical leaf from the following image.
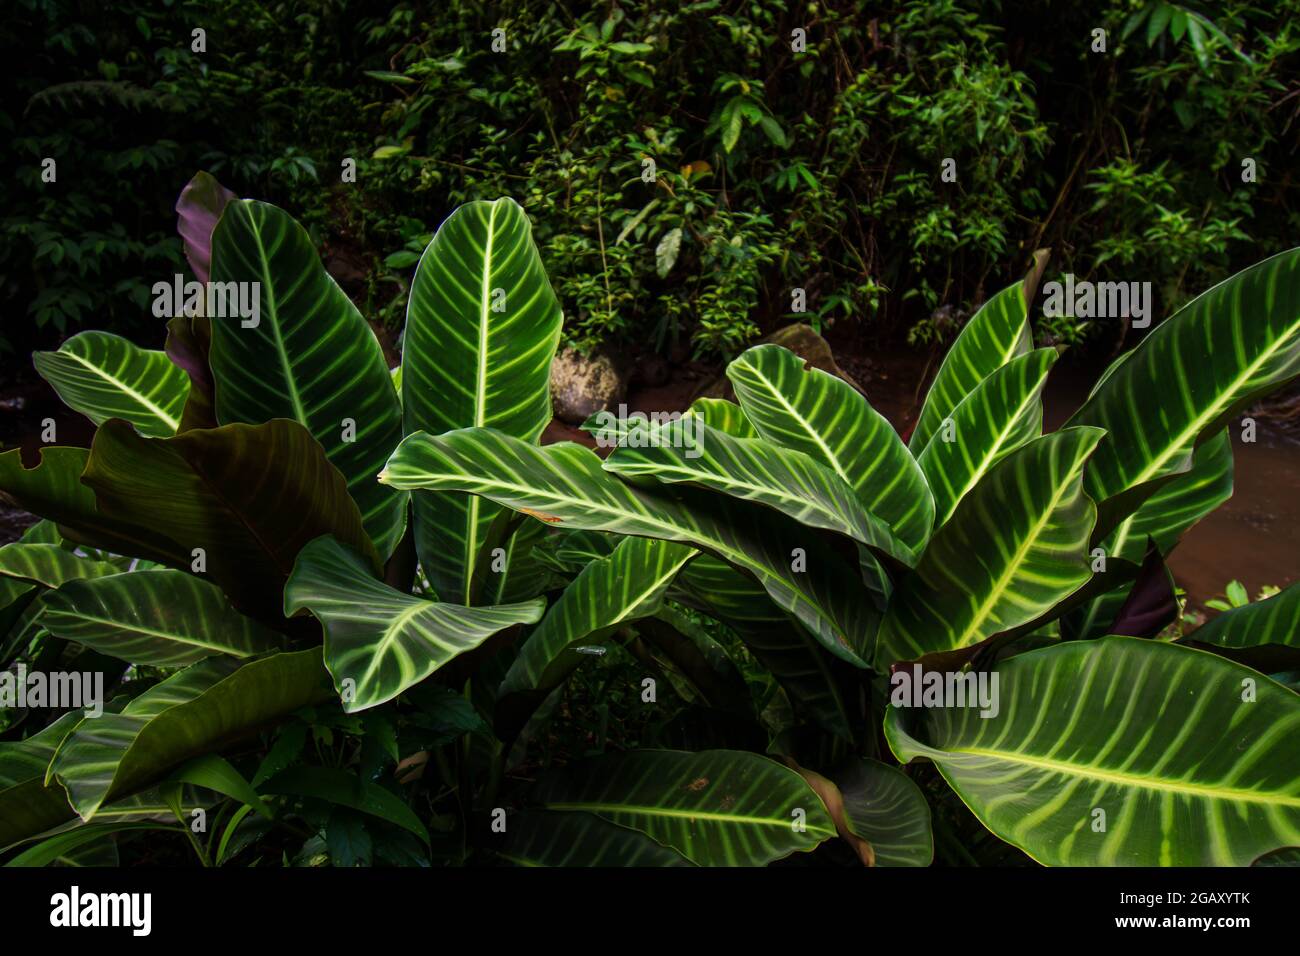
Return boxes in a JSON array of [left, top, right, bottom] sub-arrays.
[[40, 569, 282, 667], [910, 281, 1031, 455], [82, 418, 378, 619], [1189, 582, 1300, 650], [0, 711, 85, 849], [491, 810, 692, 866], [284, 535, 545, 712], [402, 198, 562, 603], [1069, 429, 1232, 638], [671, 555, 857, 740], [382, 429, 879, 666], [876, 427, 1103, 667], [727, 344, 933, 553], [833, 758, 934, 866], [33, 331, 189, 437], [686, 397, 758, 437], [499, 537, 695, 701], [531, 749, 835, 866], [605, 419, 915, 564], [208, 200, 406, 559], [0, 447, 181, 565], [0, 544, 121, 589], [258, 766, 428, 844], [886, 636, 1300, 866], [918, 347, 1056, 528], [1068, 248, 1300, 514], [48, 649, 331, 820]]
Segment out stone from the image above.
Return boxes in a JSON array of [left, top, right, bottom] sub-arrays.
[[550, 347, 627, 425]]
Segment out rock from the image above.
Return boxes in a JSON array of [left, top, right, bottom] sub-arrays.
[[550, 347, 627, 425], [695, 323, 863, 400]]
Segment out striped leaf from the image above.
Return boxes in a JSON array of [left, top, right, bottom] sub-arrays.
[[876, 428, 1104, 667], [284, 535, 545, 712], [402, 198, 562, 604], [1068, 247, 1300, 515], [918, 348, 1056, 529], [886, 636, 1300, 866], [33, 331, 188, 437], [911, 282, 1032, 455], [382, 429, 879, 666], [209, 199, 406, 559], [499, 537, 695, 702], [687, 397, 758, 437], [1189, 583, 1300, 650], [833, 758, 934, 866], [48, 649, 331, 820], [83, 418, 378, 620], [1069, 429, 1233, 639], [532, 749, 836, 866], [605, 420, 915, 565], [727, 344, 934, 554], [40, 569, 282, 667], [671, 555, 857, 740], [491, 810, 692, 866], [480, 519, 564, 605], [0, 544, 121, 589]]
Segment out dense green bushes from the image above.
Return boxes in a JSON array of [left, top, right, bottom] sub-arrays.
[[5, 0, 1298, 359]]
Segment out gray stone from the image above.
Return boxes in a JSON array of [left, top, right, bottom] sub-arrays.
[[550, 347, 628, 425]]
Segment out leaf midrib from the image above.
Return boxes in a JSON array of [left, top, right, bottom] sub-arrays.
[[958, 745, 1300, 807]]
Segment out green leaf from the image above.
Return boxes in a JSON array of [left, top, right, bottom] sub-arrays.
[[605, 420, 915, 564], [209, 199, 406, 559], [0, 543, 121, 589], [686, 397, 757, 437], [0, 447, 179, 566], [655, 227, 682, 278], [1189, 583, 1300, 650], [82, 418, 378, 619], [382, 429, 879, 666], [918, 348, 1056, 529], [671, 555, 856, 740], [727, 344, 934, 554], [499, 537, 695, 702], [876, 428, 1104, 667], [910, 282, 1031, 456], [169, 754, 271, 820], [492, 809, 692, 866], [0, 712, 86, 848], [33, 331, 188, 437], [532, 749, 836, 866], [259, 765, 428, 843], [326, 809, 373, 866], [403, 198, 562, 604], [284, 536, 545, 712], [6, 822, 181, 868], [40, 569, 282, 667], [48, 649, 331, 820], [1069, 429, 1232, 638], [1068, 248, 1300, 519], [886, 636, 1300, 866], [833, 758, 933, 866]]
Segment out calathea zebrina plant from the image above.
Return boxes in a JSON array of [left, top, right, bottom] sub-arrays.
[[382, 251, 1300, 866], [1, 172, 1298, 868]]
